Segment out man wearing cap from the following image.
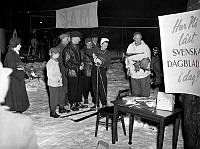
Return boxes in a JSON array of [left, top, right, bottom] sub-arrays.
[[80, 37, 95, 106], [63, 31, 83, 111], [125, 32, 151, 97], [56, 32, 71, 113], [91, 37, 111, 109]]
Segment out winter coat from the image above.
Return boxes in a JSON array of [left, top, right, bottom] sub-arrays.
[[46, 59, 63, 87], [57, 43, 68, 90], [125, 40, 151, 79], [81, 47, 93, 77], [4, 50, 30, 112], [151, 55, 163, 86], [62, 42, 81, 77]]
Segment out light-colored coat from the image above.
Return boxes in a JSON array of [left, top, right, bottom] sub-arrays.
[[125, 40, 151, 79], [46, 59, 63, 87]]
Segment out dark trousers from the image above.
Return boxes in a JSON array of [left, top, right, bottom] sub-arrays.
[[62, 77, 69, 105], [91, 66, 107, 106], [49, 86, 65, 111], [82, 75, 94, 100], [130, 75, 151, 97], [68, 74, 82, 105]]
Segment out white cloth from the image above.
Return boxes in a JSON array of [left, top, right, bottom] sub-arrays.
[[56, 2, 98, 28], [46, 59, 63, 87], [125, 40, 151, 79]]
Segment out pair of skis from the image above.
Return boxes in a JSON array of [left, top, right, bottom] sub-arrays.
[[60, 108, 98, 122]]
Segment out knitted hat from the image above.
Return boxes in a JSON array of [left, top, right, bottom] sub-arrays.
[[85, 38, 92, 44], [71, 31, 82, 38], [100, 38, 109, 45], [59, 32, 70, 40]]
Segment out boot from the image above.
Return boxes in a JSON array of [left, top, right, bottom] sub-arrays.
[[77, 102, 88, 109], [50, 110, 60, 118], [59, 106, 70, 113], [70, 103, 79, 111], [84, 99, 89, 104], [90, 104, 97, 110]]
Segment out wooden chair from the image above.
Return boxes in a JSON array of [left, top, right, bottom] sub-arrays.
[[95, 89, 129, 141], [95, 106, 126, 141]]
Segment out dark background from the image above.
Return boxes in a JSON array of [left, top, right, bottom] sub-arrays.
[[0, 0, 189, 54]]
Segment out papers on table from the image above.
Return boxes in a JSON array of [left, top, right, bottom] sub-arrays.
[[123, 96, 157, 109]]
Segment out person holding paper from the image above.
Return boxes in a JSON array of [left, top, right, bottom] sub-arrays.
[[125, 32, 151, 97]]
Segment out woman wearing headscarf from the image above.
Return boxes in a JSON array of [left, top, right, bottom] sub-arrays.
[[4, 37, 30, 113]]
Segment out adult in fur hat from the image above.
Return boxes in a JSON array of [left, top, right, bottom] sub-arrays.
[[0, 61, 38, 149], [4, 37, 30, 113]]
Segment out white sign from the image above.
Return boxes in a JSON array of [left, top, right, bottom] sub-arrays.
[[158, 9, 200, 97], [56, 2, 98, 28]]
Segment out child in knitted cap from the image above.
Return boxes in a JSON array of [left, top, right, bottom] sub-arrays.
[[46, 47, 64, 118]]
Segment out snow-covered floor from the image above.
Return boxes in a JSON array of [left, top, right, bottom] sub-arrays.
[[24, 62, 184, 149]]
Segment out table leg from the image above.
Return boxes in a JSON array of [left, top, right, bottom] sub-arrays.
[[172, 115, 181, 149], [128, 115, 134, 145], [157, 121, 165, 149], [112, 106, 118, 144]]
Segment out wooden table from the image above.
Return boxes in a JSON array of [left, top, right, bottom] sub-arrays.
[[111, 98, 182, 149]]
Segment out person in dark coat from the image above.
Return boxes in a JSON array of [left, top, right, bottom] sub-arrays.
[[62, 31, 83, 111], [56, 32, 71, 113], [91, 38, 111, 109], [150, 47, 164, 90], [4, 37, 30, 113], [80, 38, 94, 105]]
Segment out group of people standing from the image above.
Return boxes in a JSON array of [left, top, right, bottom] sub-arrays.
[[1, 30, 163, 120], [46, 31, 111, 118]]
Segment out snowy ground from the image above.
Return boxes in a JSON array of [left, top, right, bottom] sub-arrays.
[[23, 62, 184, 149]]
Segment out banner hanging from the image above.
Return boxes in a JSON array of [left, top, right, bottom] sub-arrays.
[[158, 9, 200, 97], [56, 1, 98, 28]]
